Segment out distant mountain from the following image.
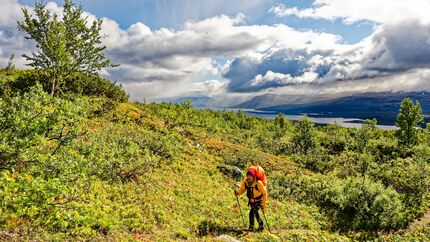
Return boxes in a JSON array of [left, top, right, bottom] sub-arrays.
[[156, 95, 252, 108], [259, 92, 430, 125], [156, 96, 217, 108], [232, 93, 344, 109]]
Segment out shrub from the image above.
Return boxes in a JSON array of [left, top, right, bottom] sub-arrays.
[[292, 116, 318, 154], [369, 157, 430, 219], [272, 174, 406, 230], [1, 69, 128, 102], [0, 83, 87, 171], [355, 119, 380, 153], [320, 177, 406, 230], [320, 124, 351, 155], [62, 73, 128, 102], [367, 137, 399, 162], [197, 219, 226, 236], [75, 124, 169, 183], [291, 150, 330, 173], [396, 98, 423, 148]]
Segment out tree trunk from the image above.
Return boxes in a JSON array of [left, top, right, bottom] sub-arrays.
[[51, 77, 56, 97]]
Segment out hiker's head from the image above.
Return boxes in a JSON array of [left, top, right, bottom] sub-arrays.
[[246, 169, 256, 183]]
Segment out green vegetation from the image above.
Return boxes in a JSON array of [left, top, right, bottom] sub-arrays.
[[1, 68, 430, 240], [1, 1, 428, 241], [0, 69, 128, 102], [396, 98, 424, 148], [18, 0, 116, 96]]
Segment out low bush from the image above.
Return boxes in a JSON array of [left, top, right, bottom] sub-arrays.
[[272, 174, 406, 231]]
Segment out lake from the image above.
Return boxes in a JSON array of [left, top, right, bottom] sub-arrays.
[[205, 108, 398, 130]]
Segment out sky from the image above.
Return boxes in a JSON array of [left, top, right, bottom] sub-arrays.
[[2, 0, 430, 106]]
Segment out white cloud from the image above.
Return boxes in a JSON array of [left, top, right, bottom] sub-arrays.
[[222, 12, 430, 94], [2, 0, 430, 104], [269, 0, 430, 25], [0, 0, 32, 68], [251, 70, 318, 88], [0, 0, 23, 27], [99, 11, 346, 99], [272, 68, 430, 96], [189, 79, 227, 96]]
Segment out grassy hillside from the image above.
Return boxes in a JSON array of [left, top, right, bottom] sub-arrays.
[[0, 70, 429, 241]]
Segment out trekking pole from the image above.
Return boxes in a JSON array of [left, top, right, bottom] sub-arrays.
[[235, 194, 246, 228], [262, 208, 272, 233]]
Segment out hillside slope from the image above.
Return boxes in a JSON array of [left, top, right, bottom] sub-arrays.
[[1, 82, 429, 241], [96, 103, 349, 241]]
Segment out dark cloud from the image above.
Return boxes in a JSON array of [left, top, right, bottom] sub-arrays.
[[223, 49, 333, 92], [362, 21, 430, 72], [223, 21, 430, 93]]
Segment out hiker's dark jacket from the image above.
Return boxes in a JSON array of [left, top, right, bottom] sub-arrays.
[[236, 179, 267, 208]]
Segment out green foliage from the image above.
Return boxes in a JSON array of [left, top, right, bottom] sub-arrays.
[[321, 177, 405, 230], [4, 54, 15, 73], [273, 113, 291, 137], [291, 149, 329, 173], [62, 73, 128, 102], [0, 83, 87, 171], [356, 119, 380, 153], [236, 109, 254, 129], [272, 174, 406, 230], [1, 78, 429, 241], [320, 124, 353, 155], [0, 173, 148, 239], [18, 0, 116, 96], [367, 136, 399, 162], [57, 126, 158, 183], [396, 98, 424, 148], [292, 116, 318, 154], [197, 219, 226, 236], [421, 123, 430, 145], [180, 99, 193, 109], [0, 75, 13, 98], [0, 69, 128, 102], [370, 157, 430, 218], [384, 223, 430, 241]]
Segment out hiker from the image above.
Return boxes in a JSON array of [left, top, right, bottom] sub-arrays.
[[234, 167, 267, 232]]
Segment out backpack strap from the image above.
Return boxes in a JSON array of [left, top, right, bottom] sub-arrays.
[[255, 179, 260, 192], [245, 182, 253, 199], [245, 181, 263, 201]]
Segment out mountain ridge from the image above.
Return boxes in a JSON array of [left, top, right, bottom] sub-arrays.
[[249, 92, 430, 125]]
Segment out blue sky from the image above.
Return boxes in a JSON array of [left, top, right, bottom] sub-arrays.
[[3, 0, 430, 105]]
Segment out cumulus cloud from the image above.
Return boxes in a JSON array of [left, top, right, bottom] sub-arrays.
[[269, 0, 430, 25], [103, 13, 264, 84], [98, 10, 345, 98], [360, 21, 430, 71], [251, 70, 319, 88], [223, 47, 337, 92], [121, 78, 227, 101], [0, 0, 30, 67], [190, 79, 227, 96], [0, 0, 23, 27], [271, 68, 430, 97], [0, 0, 101, 68], [2, 0, 430, 103], [222, 17, 430, 93]]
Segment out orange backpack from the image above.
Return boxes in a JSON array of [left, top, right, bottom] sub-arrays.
[[248, 166, 267, 186]]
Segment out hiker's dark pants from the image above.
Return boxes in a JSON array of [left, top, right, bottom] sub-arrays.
[[249, 201, 263, 228]]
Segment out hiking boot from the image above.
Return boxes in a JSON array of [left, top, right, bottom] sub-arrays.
[[257, 221, 264, 232], [246, 226, 254, 232]]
